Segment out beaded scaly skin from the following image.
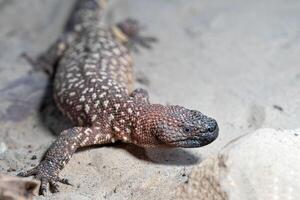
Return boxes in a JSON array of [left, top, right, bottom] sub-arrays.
[[18, 0, 219, 195]]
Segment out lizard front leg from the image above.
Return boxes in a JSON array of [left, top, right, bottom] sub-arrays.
[[130, 88, 150, 103], [18, 127, 111, 195]]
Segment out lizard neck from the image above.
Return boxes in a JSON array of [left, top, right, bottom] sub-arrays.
[[117, 102, 167, 147]]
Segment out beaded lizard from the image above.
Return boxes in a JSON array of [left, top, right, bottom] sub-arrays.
[[18, 0, 219, 195]]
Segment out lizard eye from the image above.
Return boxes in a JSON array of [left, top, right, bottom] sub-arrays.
[[183, 127, 192, 133]]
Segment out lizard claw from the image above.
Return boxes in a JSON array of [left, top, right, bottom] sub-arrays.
[[49, 180, 60, 193], [56, 177, 73, 186], [21, 52, 54, 75], [128, 35, 157, 53], [40, 178, 48, 195], [18, 161, 72, 195], [130, 88, 150, 103]]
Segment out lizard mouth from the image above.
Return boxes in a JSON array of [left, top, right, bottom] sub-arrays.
[[170, 139, 203, 148], [170, 127, 219, 148]]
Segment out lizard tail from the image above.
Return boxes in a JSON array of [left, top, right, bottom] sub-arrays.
[[64, 0, 108, 32]]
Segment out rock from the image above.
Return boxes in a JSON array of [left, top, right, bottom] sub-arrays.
[[176, 156, 227, 200], [0, 142, 7, 155], [176, 129, 300, 200], [0, 174, 39, 200]]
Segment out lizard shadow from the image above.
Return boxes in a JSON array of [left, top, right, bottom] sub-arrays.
[[78, 142, 200, 166], [37, 79, 73, 136], [118, 144, 201, 166], [0, 69, 72, 136]]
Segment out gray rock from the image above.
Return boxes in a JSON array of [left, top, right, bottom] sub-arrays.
[[0, 142, 7, 155], [177, 129, 300, 200]]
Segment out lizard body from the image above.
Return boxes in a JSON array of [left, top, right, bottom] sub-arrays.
[[18, 0, 219, 194]]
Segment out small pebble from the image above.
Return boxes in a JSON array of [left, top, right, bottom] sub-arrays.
[[273, 105, 283, 112], [0, 142, 7, 155], [7, 167, 16, 172]]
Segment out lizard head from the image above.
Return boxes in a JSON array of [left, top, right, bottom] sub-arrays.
[[134, 104, 219, 148]]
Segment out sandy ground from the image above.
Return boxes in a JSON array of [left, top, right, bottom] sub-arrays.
[[0, 0, 299, 199]]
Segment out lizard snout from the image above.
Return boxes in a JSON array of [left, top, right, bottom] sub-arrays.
[[200, 118, 219, 145]]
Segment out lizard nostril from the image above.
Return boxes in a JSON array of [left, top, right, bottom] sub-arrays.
[[207, 119, 217, 132]]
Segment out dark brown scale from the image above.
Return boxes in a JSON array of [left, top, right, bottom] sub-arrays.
[[18, 0, 219, 195]]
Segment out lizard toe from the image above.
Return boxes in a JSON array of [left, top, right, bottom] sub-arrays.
[[40, 178, 49, 195], [50, 180, 60, 193], [57, 177, 73, 186], [18, 161, 70, 195], [17, 166, 39, 177], [134, 35, 157, 49]]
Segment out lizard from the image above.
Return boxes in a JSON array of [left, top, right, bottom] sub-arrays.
[[18, 0, 219, 195]]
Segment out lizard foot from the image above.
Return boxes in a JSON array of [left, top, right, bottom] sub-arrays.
[[113, 18, 157, 52], [21, 53, 54, 75], [17, 161, 72, 195], [130, 88, 149, 103]]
